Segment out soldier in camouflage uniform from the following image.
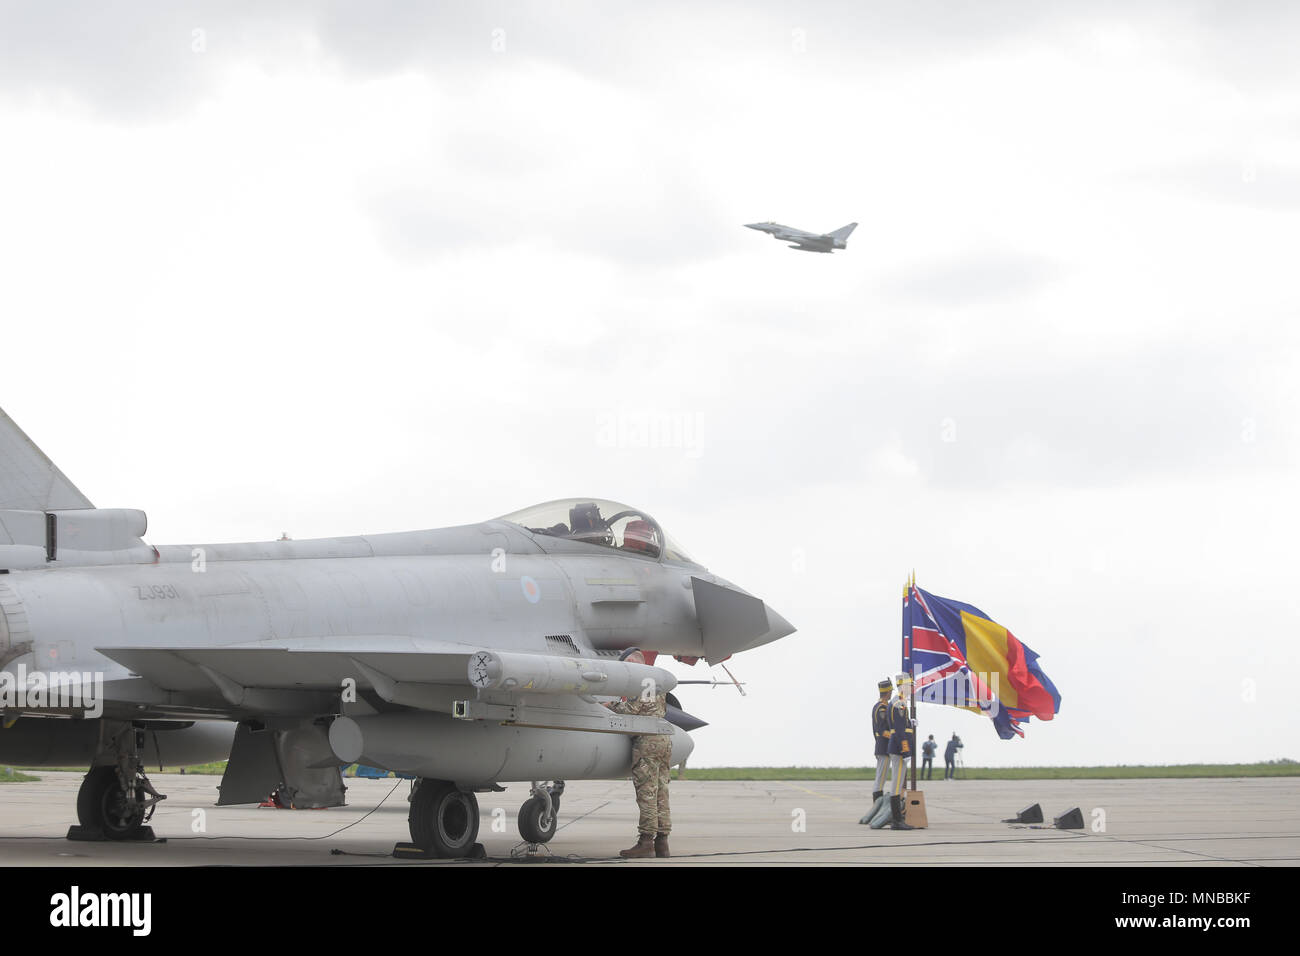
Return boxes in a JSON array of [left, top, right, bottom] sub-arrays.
[[606, 647, 673, 858]]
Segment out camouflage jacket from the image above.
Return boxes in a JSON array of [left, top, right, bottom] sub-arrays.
[[611, 692, 667, 719], [611, 693, 672, 760]]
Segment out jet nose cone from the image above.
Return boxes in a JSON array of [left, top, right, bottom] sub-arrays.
[[738, 604, 796, 654], [743, 223, 765, 231], [765, 606, 796, 642]]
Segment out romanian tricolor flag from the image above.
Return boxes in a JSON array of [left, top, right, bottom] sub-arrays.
[[902, 576, 1061, 739]]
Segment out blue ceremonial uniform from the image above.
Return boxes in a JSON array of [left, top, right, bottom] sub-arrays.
[[887, 697, 914, 757], [884, 692, 916, 825], [871, 699, 891, 757]]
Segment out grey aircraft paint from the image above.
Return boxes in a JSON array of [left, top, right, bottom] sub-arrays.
[[745, 220, 858, 253], [0, 409, 796, 852]]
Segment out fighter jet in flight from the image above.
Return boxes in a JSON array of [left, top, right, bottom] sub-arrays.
[[0, 406, 796, 857], [745, 220, 858, 253]]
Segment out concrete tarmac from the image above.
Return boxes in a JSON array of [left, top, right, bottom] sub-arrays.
[[1, 771, 1297, 866]]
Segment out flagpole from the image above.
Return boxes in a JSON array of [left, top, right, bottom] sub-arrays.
[[908, 571, 917, 792]]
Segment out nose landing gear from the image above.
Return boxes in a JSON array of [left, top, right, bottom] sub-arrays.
[[517, 780, 563, 846]]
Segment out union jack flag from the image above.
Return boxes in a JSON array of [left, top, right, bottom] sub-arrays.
[[901, 576, 1061, 740]]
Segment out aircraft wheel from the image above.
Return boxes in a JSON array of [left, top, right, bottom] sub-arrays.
[[408, 779, 479, 857], [518, 795, 558, 844], [76, 766, 146, 839]]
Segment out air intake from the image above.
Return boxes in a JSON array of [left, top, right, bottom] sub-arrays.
[[544, 635, 579, 656]]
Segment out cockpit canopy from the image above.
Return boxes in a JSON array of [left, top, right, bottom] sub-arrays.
[[498, 498, 696, 564]]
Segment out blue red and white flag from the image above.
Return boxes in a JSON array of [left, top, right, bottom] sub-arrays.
[[901, 576, 1061, 739]]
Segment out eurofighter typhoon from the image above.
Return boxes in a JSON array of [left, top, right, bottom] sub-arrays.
[[0, 407, 795, 856], [745, 220, 858, 253]]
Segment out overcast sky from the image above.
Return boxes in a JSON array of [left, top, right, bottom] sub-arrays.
[[1, 2, 1296, 767]]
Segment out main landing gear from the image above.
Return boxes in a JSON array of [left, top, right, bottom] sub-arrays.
[[405, 778, 481, 858], [70, 726, 167, 842]]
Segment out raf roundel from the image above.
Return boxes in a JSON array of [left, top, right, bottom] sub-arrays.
[[520, 575, 541, 604]]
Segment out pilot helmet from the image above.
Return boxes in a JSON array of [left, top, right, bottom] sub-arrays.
[[570, 502, 604, 533], [618, 647, 644, 662]]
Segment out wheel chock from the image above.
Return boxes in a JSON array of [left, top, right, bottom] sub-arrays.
[[66, 825, 158, 842]]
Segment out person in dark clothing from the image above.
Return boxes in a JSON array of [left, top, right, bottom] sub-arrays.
[[859, 678, 895, 825], [943, 733, 963, 780], [885, 674, 916, 829], [870, 678, 893, 799], [921, 734, 936, 780]]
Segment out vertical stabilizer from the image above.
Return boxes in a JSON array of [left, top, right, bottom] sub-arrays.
[[0, 407, 94, 511], [828, 222, 858, 243]]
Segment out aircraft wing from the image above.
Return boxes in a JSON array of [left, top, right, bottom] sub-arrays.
[[99, 636, 479, 694], [98, 636, 679, 737]]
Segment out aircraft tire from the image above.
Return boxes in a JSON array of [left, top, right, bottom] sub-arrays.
[[517, 795, 558, 844], [408, 779, 480, 857], [76, 766, 147, 839]]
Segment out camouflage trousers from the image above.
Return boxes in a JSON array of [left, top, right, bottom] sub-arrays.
[[630, 735, 673, 836]]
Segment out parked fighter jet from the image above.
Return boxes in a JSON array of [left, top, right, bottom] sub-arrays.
[[0, 407, 795, 857], [745, 220, 858, 253]]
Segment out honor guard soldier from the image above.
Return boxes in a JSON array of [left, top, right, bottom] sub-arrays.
[[887, 673, 916, 830], [605, 647, 673, 858], [860, 677, 893, 824], [871, 678, 893, 803]]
